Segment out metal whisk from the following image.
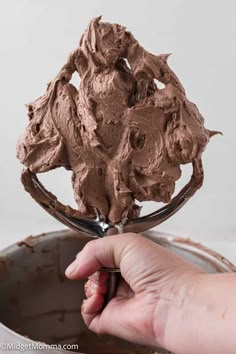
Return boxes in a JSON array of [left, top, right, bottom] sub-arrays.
[[21, 158, 203, 301]]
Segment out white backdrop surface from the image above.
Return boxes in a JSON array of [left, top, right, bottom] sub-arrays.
[[0, 0, 236, 250]]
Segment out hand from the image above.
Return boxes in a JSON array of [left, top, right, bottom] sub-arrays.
[[65, 233, 202, 351]]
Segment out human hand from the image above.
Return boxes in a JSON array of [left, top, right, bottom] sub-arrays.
[[65, 233, 203, 351]]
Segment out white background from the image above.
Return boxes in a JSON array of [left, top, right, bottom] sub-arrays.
[[0, 0, 235, 254]]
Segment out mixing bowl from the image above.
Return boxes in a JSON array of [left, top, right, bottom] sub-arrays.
[[0, 230, 234, 354]]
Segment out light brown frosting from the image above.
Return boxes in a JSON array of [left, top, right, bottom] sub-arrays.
[[17, 17, 219, 222]]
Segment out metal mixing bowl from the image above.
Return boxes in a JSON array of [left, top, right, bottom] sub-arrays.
[[0, 230, 235, 354]]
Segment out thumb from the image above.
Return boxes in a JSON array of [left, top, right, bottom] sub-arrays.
[[65, 232, 138, 280]]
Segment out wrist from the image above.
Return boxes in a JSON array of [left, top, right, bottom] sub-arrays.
[[154, 270, 205, 353], [159, 272, 236, 354]]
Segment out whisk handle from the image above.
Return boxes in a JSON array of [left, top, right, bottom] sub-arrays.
[[100, 267, 121, 304]]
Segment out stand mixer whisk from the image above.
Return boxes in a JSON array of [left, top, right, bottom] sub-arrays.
[[21, 159, 203, 301]]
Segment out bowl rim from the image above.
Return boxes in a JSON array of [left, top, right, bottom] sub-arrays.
[[144, 230, 236, 273]]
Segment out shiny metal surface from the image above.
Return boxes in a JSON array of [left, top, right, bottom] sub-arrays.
[[20, 162, 203, 304], [21, 165, 203, 237], [17, 160, 209, 350]]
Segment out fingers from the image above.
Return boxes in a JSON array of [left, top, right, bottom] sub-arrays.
[[81, 294, 130, 337], [116, 278, 134, 299], [65, 232, 139, 280], [64, 232, 204, 348], [82, 271, 134, 336], [82, 295, 155, 347], [89, 271, 109, 286], [82, 272, 108, 326], [81, 272, 159, 346], [85, 274, 133, 301], [65, 232, 202, 295], [85, 272, 108, 298], [82, 294, 104, 319], [65, 240, 102, 279]]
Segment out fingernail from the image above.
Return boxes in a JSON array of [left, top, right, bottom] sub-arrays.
[[93, 272, 100, 282], [65, 259, 79, 275], [81, 299, 86, 312], [84, 280, 90, 291]]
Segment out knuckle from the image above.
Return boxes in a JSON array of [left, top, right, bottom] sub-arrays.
[[83, 239, 97, 254], [123, 232, 142, 244], [122, 232, 138, 240], [94, 325, 107, 337], [84, 315, 107, 337]]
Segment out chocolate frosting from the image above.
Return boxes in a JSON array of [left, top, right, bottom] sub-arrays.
[[17, 17, 219, 222]]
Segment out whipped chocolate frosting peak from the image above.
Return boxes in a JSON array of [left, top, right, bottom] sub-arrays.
[[17, 17, 219, 222]]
